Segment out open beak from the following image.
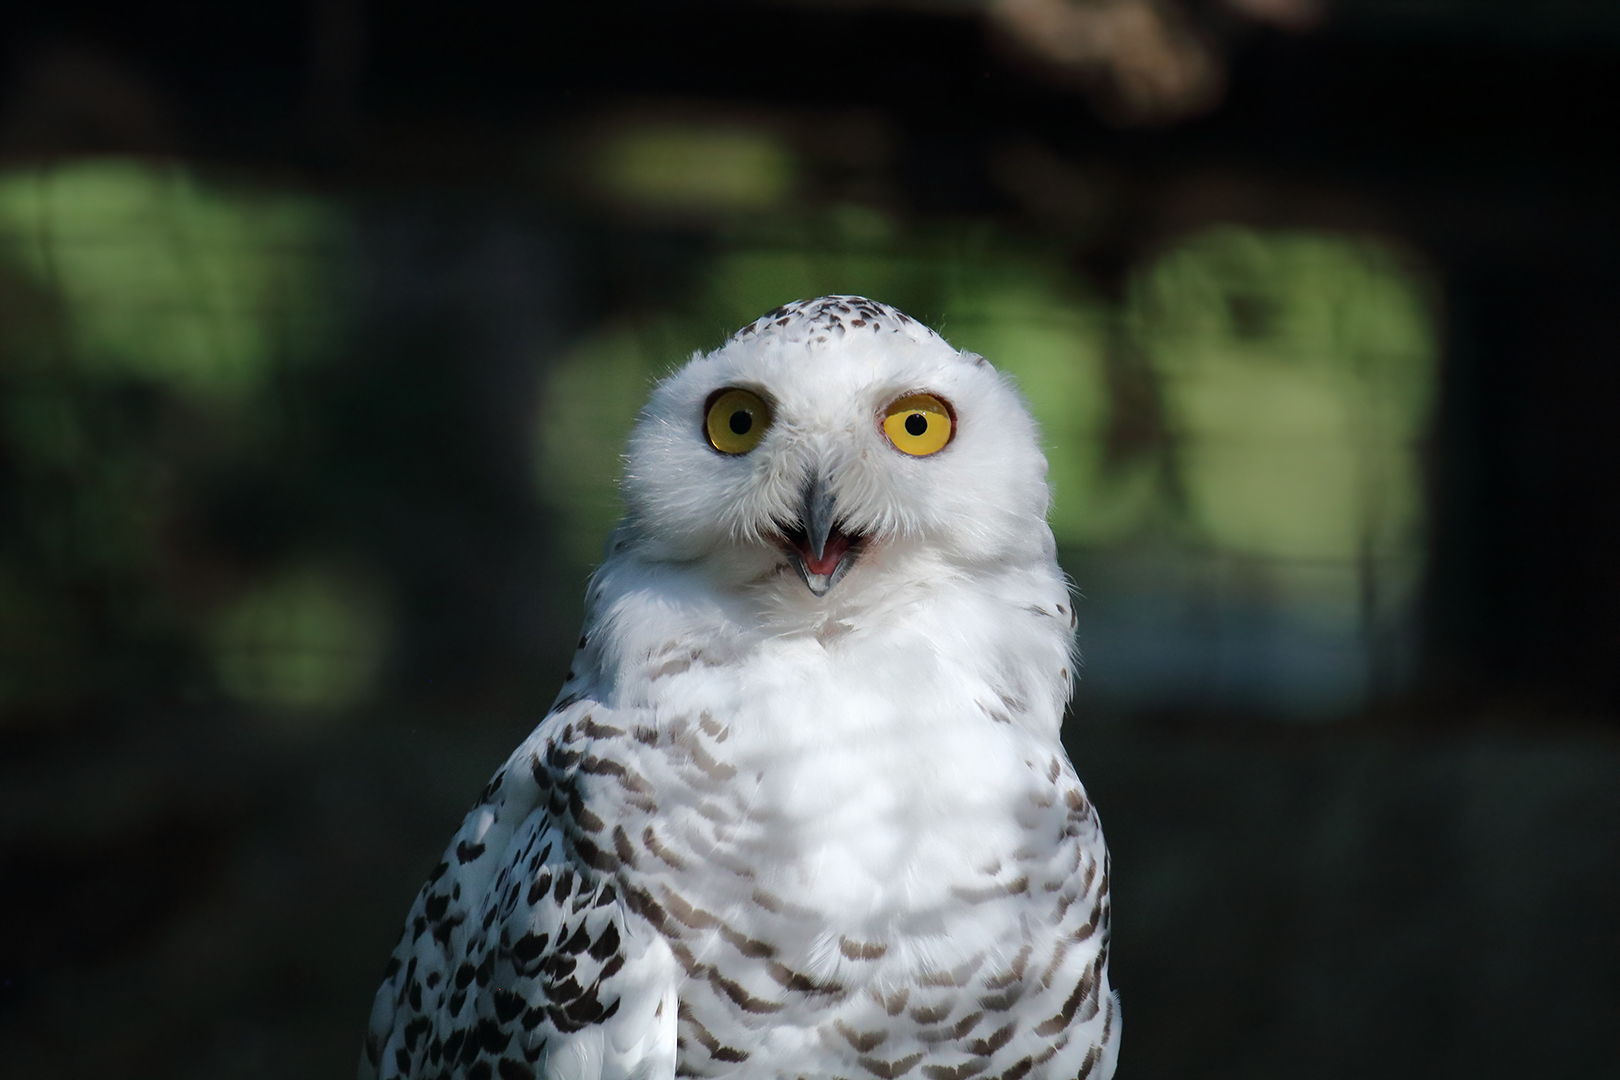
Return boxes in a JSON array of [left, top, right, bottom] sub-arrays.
[[780, 473, 863, 596]]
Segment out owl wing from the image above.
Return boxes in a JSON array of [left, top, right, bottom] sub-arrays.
[[361, 711, 678, 1080]]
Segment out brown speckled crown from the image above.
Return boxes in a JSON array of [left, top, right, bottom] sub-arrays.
[[731, 295, 942, 349]]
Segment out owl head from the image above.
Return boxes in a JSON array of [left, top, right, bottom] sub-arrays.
[[619, 297, 1055, 600]]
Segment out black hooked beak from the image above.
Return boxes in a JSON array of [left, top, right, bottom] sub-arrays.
[[780, 473, 864, 596]]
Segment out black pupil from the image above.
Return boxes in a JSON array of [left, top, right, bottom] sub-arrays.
[[729, 409, 752, 435], [904, 412, 928, 437]]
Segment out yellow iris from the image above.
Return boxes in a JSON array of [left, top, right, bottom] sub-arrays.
[[882, 393, 953, 456], [704, 388, 772, 454]]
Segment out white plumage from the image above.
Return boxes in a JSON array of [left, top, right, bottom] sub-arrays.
[[363, 296, 1118, 1080]]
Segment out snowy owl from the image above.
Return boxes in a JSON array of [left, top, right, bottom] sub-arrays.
[[362, 296, 1118, 1080]]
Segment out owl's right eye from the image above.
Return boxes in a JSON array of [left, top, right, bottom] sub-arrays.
[[882, 393, 954, 456], [704, 388, 773, 454]]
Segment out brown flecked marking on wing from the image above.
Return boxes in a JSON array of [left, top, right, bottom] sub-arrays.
[[919, 954, 985, 988], [965, 1021, 1017, 1058], [668, 940, 706, 978], [650, 654, 692, 680], [624, 884, 672, 936], [767, 961, 844, 997], [978, 703, 1014, 725], [873, 987, 909, 1015], [982, 945, 1032, 990], [719, 924, 777, 959], [566, 784, 605, 834], [1070, 902, 1101, 943], [558, 920, 591, 955], [579, 716, 625, 739], [498, 1057, 536, 1080], [918, 1011, 984, 1044], [643, 825, 686, 870], [921, 1059, 990, 1080], [695, 799, 731, 823], [511, 931, 549, 964], [946, 880, 997, 906], [977, 983, 1025, 1012], [1075, 857, 1098, 899], [660, 888, 719, 930], [1032, 961, 1098, 1037], [835, 1020, 889, 1052], [678, 1002, 751, 1064], [587, 921, 621, 961], [683, 738, 738, 783], [577, 754, 625, 780], [859, 1052, 925, 1079], [1032, 1037, 1062, 1067], [997, 1055, 1035, 1080], [839, 936, 888, 961], [707, 967, 786, 1014], [1065, 788, 1091, 815], [571, 835, 618, 872], [612, 825, 637, 867]]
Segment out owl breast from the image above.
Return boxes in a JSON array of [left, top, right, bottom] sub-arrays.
[[544, 611, 1113, 1080]]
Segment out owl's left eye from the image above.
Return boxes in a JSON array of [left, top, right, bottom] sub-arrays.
[[704, 388, 773, 454], [882, 393, 954, 456]]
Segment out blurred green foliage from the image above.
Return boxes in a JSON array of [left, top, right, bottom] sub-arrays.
[[1132, 227, 1436, 566], [592, 123, 796, 214], [0, 160, 371, 718], [211, 564, 390, 712], [0, 160, 340, 404]]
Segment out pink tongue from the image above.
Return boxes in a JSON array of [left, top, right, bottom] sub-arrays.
[[801, 531, 852, 577]]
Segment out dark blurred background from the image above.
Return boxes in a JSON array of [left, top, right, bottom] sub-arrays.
[[0, 2, 1616, 1077]]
